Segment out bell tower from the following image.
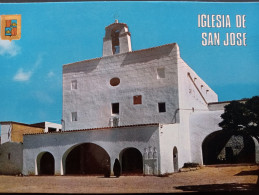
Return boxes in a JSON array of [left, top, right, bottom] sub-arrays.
[[103, 20, 132, 56]]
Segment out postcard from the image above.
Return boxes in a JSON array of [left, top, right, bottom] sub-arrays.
[[0, 1, 258, 193]]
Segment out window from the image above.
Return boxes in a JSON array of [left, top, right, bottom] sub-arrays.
[[8, 153, 10, 160], [133, 95, 142, 105], [110, 77, 120, 86], [158, 102, 166, 113], [72, 112, 77, 121], [157, 68, 165, 79], [112, 103, 119, 114], [71, 80, 77, 90]]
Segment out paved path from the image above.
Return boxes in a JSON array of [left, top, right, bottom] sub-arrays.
[[0, 164, 258, 193]]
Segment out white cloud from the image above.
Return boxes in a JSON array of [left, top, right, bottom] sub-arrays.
[[13, 54, 43, 82], [13, 68, 32, 81], [33, 55, 43, 70], [47, 71, 55, 78], [34, 91, 54, 104], [0, 39, 21, 57]]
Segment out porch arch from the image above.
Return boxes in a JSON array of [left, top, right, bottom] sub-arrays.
[[202, 130, 255, 165], [62, 143, 110, 175], [36, 151, 55, 175], [119, 147, 143, 175]]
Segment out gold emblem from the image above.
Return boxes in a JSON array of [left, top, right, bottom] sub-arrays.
[[1, 15, 21, 41]]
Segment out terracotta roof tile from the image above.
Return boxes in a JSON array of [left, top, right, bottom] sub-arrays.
[[0, 121, 34, 127], [24, 123, 159, 136]]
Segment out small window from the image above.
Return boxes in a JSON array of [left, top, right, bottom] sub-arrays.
[[157, 68, 165, 79], [72, 112, 77, 121], [8, 153, 11, 160], [158, 102, 166, 113], [71, 80, 77, 90], [112, 103, 119, 114], [110, 77, 120, 86], [133, 95, 142, 105]]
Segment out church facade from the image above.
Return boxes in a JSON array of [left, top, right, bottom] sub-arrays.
[[21, 21, 258, 176]]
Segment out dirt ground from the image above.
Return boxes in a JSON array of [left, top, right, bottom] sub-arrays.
[[0, 164, 258, 193]]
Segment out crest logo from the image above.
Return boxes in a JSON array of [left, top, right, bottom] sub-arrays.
[[1, 15, 21, 41]]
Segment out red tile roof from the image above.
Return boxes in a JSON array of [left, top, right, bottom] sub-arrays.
[[24, 123, 159, 136]]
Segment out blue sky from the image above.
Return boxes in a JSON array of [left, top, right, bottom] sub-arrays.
[[0, 1, 258, 124]]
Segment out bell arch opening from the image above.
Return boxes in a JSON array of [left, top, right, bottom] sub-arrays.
[[64, 143, 110, 175], [111, 29, 120, 54]]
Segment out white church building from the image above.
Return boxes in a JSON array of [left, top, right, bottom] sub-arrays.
[[19, 20, 258, 176]]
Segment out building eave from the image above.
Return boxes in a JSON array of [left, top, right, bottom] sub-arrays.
[[0, 121, 32, 127], [208, 99, 248, 105], [24, 123, 160, 136], [63, 42, 177, 68]]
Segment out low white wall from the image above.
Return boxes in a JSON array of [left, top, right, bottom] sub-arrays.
[[159, 111, 193, 175], [0, 142, 23, 175], [44, 122, 62, 132], [189, 110, 223, 164], [23, 125, 160, 176], [159, 123, 180, 174]]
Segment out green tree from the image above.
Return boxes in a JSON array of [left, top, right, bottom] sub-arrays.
[[245, 96, 259, 136], [219, 96, 259, 136]]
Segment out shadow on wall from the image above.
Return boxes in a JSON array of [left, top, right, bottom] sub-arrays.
[[121, 44, 176, 67], [202, 130, 256, 165], [63, 58, 101, 74]]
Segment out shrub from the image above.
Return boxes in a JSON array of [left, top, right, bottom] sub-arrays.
[[182, 162, 200, 168]]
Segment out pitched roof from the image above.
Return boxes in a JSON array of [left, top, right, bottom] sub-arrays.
[[63, 42, 177, 67], [0, 121, 32, 127]]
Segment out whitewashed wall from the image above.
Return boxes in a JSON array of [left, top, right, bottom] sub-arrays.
[[175, 50, 219, 167], [0, 142, 23, 175], [23, 125, 160, 175], [0, 123, 11, 144], [63, 43, 180, 130], [158, 124, 181, 174], [44, 122, 62, 132], [189, 110, 223, 164]]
